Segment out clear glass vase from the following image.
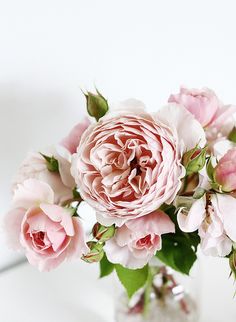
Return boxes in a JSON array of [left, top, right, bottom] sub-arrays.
[[115, 262, 200, 322]]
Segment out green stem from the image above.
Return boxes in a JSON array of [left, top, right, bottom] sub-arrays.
[[62, 197, 83, 207], [143, 266, 154, 318]]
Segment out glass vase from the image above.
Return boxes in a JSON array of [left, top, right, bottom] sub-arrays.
[[115, 261, 200, 322]]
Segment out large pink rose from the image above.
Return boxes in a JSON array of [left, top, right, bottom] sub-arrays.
[[104, 210, 175, 269], [5, 179, 88, 271], [215, 148, 236, 192], [13, 145, 75, 205], [169, 87, 219, 127], [61, 117, 91, 154], [72, 99, 205, 226], [177, 194, 235, 257]]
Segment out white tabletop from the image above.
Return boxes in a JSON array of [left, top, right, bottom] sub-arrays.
[[0, 257, 235, 322]]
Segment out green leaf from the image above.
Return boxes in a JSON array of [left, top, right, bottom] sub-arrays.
[[99, 254, 114, 278], [156, 206, 199, 275], [156, 231, 200, 275], [115, 264, 149, 298]]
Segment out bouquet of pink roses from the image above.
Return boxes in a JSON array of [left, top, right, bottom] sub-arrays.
[[5, 87, 236, 311]]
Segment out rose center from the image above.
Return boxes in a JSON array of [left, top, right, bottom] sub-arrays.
[[137, 234, 152, 247], [33, 231, 46, 247], [130, 157, 142, 176]]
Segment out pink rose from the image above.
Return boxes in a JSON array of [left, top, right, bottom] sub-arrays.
[[5, 179, 88, 271], [72, 99, 205, 226], [169, 87, 219, 127], [215, 148, 236, 192], [209, 137, 234, 159], [13, 145, 75, 205], [206, 104, 236, 143], [104, 210, 175, 269], [177, 194, 236, 256], [61, 117, 91, 154]]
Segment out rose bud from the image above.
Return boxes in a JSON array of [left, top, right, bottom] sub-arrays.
[[84, 89, 109, 121], [214, 148, 236, 192], [92, 223, 115, 242], [82, 241, 104, 263], [182, 146, 207, 176]]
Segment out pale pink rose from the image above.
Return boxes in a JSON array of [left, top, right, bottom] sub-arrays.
[[104, 210, 175, 269], [209, 137, 234, 159], [169, 87, 220, 127], [5, 179, 88, 271], [215, 148, 236, 192], [206, 104, 236, 143], [61, 117, 91, 154], [13, 145, 75, 205], [72, 100, 205, 226], [209, 104, 236, 132], [177, 194, 235, 256]]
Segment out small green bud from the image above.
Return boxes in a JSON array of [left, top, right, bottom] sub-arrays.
[[183, 146, 207, 176], [228, 126, 236, 143], [82, 241, 104, 263], [92, 223, 116, 242], [40, 153, 59, 172], [84, 89, 109, 121]]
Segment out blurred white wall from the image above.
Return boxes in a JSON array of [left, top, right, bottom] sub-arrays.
[[0, 0, 236, 321]]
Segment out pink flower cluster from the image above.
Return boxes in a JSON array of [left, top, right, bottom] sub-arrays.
[[5, 86, 236, 272]]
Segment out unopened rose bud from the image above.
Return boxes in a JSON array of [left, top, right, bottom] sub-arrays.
[[92, 223, 115, 242], [84, 89, 109, 121], [183, 146, 207, 176], [215, 148, 236, 192], [82, 241, 104, 263]]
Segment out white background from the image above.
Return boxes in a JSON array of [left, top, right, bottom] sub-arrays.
[[0, 0, 236, 321]]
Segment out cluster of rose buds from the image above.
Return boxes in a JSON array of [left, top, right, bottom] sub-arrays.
[[4, 85, 236, 288]]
